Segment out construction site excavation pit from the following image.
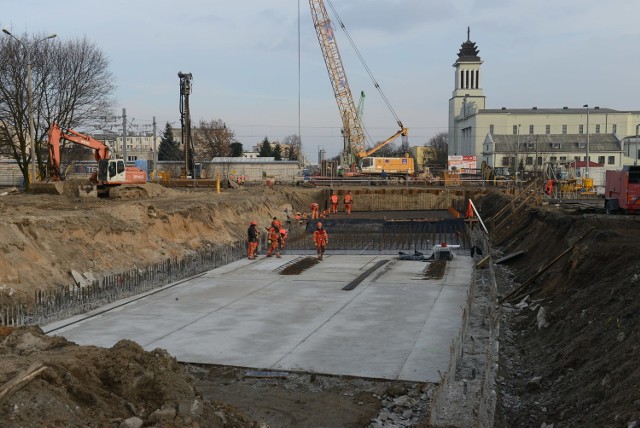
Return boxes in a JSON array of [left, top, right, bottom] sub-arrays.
[[36, 207, 487, 426], [45, 209, 475, 381]]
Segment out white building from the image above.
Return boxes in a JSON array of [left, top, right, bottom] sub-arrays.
[[448, 28, 640, 181]]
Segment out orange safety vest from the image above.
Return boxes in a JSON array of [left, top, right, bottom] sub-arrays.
[[331, 194, 338, 204], [268, 227, 280, 243], [344, 194, 352, 204], [314, 228, 328, 245]]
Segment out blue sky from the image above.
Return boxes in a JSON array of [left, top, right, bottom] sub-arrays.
[[2, 0, 639, 161]]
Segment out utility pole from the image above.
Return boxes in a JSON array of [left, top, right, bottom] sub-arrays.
[[122, 108, 127, 162], [515, 124, 521, 181], [633, 123, 640, 165], [153, 116, 157, 180], [583, 104, 590, 177]]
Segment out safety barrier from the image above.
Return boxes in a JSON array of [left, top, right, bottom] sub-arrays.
[[0, 241, 245, 327]]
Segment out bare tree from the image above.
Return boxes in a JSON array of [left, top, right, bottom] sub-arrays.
[[282, 134, 301, 161], [193, 119, 235, 160], [424, 132, 448, 169], [0, 34, 115, 187]]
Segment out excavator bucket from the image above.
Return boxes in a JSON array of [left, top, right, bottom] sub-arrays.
[[29, 181, 65, 195]]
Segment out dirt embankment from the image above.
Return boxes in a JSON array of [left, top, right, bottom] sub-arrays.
[[0, 184, 317, 306], [481, 193, 640, 427], [0, 325, 260, 427]]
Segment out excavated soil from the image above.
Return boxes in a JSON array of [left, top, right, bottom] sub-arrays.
[[477, 193, 640, 427], [0, 185, 639, 426]]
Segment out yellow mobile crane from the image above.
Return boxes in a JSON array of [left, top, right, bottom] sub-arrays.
[[309, 0, 411, 176]]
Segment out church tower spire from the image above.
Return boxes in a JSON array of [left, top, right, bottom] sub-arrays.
[[448, 28, 486, 158], [453, 27, 483, 94]]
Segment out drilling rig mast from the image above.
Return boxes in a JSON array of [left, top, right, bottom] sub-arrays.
[[178, 71, 195, 178]]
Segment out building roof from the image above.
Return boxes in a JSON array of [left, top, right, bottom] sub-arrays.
[[480, 107, 635, 115], [488, 133, 621, 153], [567, 160, 604, 168], [210, 157, 298, 164], [456, 27, 481, 62]]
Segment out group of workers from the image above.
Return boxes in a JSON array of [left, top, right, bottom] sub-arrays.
[[247, 217, 328, 261], [246, 191, 355, 261]]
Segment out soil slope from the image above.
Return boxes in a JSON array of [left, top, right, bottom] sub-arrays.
[[479, 193, 640, 427], [0, 184, 314, 307]]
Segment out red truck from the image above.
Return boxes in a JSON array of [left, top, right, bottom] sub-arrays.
[[604, 166, 640, 214]]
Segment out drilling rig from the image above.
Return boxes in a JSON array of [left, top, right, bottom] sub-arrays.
[[178, 71, 196, 178]]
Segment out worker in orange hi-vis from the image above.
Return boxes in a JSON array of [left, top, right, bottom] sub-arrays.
[[266, 226, 282, 258], [310, 202, 320, 219], [313, 222, 329, 261], [330, 192, 339, 214], [271, 217, 282, 230], [279, 228, 288, 250], [247, 221, 260, 259], [344, 190, 353, 214]]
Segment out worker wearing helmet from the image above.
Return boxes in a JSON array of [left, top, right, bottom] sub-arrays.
[[247, 221, 260, 259], [279, 228, 288, 250], [343, 190, 353, 215], [266, 226, 282, 258], [271, 217, 282, 230], [313, 222, 329, 261], [330, 192, 339, 214], [310, 202, 320, 219]]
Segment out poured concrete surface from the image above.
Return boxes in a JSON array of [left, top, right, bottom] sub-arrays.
[[45, 253, 473, 382]]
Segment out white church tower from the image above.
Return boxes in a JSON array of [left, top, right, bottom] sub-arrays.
[[448, 28, 486, 158]]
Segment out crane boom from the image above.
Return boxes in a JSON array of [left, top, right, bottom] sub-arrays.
[[309, 0, 364, 167]]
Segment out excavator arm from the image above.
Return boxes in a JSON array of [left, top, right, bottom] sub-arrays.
[[48, 123, 111, 181]]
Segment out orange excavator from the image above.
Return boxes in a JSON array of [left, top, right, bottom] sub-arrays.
[[36, 123, 148, 198]]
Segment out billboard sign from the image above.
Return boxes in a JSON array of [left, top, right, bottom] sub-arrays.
[[448, 155, 477, 172]]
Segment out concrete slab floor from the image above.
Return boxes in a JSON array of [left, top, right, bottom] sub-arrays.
[[45, 253, 474, 383]]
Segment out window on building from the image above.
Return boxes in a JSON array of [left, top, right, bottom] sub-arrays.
[[127, 155, 138, 162], [526, 157, 533, 165], [574, 156, 581, 161], [513, 125, 518, 135], [595, 124, 600, 133], [501, 156, 510, 166], [608, 156, 615, 165], [527, 143, 535, 149], [579, 142, 586, 149], [562, 125, 567, 134], [537, 157, 543, 166], [545, 125, 550, 134], [552, 142, 561, 149], [489, 124, 494, 134], [598, 156, 605, 165], [550, 156, 557, 162], [579, 125, 584, 134], [529, 125, 534, 134], [612, 124, 617, 134], [560, 156, 567, 162]]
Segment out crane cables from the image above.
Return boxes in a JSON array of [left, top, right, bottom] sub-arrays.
[[326, 0, 403, 130]]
